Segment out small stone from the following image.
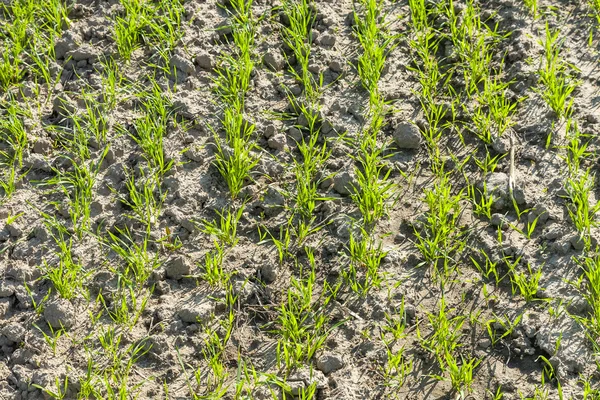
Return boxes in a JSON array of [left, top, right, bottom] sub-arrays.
[[268, 134, 286, 151], [394, 233, 406, 244], [318, 33, 336, 46], [52, 94, 76, 117], [485, 172, 510, 210], [492, 136, 510, 154], [216, 19, 233, 35], [195, 52, 214, 70], [0, 282, 15, 297], [316, 352, 344, 374], [170, 54, 195, 75], [66, 45, 99, 62], [288, 126, 303, 142], [478, 338, 492, 349], [33, 139, 52, 154], [528, 205, 549, 225], [329, 59, 344, 73], [264, 124, 276, 138], [2, 323, 25, 343], [165, 256, 191, 280], [6, 223, 23, 238], [393, 122, 421, 149], [490, 213, 508, 228], [404, 303, 416, 321], [43, 299, 76, 329], [261, 264, 278, 283], [54, 36, 77, 60], [544, 226, 564, 240], [23, 154, 51, 172], [0, 298, 11, 318], [263, 51, 284, 71], [552, 241, 571, 255], [297, 113, 309, 128], [178, 300, 212, 323], [570, 234, 586, 251], [333, 171, 357, 196], [586, 113, 598, 124]]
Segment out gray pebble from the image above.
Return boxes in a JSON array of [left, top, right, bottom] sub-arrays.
[[393, 122, 421, 149]]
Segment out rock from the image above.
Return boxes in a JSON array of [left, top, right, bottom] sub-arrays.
[[492, 135, 510, 154], [0, 298, 11, 318], [267, 134, 286, 151], [544, 226, 564, 240], [52, 94, 77, 117], [297, 113, 310, 128], [170, 54, 195, 75], [570, 234, 586, 251], [33, 139, 52, 154], [43, 299, 76, 329], [54, 32, 78, 59], [165, 256, 191, 280], [333, 170, 357, 195], [173, 94, 203, 120], [260, 264, 278, 283], [329, 59, 344, 73], [535, 320, 588, 377], [288, 126, 303, 142], [232, 280, 259, 306], [263, 50, 284, 71], [490, 213, 508, 228], [6, 223, 23, 238], [287, 368, 327, 393], [316, 352, 344, 374], [263, 124, 276, 138], [485, 172, 509, 210], [216, 19, 232, 35], [318, 33, 336, 46], [66, 45, 99, 62], [23, 153, 51, 172], [2, 323, 25, 343], [195, 52, 214, 70], [528, 205, 549, 225], [0, 282, 15, 297], [393, 122, 421, 149], [177, 299, 213, 323]]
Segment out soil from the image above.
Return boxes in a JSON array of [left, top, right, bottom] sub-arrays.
[[1, 0, 600, 399]]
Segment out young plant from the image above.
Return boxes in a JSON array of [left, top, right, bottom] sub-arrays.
[[537, 23, 579, 124], [413, 172, 466, 283], [271, 249, 338, 371], [0, 100, 29, 198], [341, 228, 387, 296]]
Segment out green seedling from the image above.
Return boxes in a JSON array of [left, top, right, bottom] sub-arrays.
[[33, 323, 65, 356], [486, 312, 523, 345], [565, 169, 600, 247], [470, 249, 500, 283], [115, 169, 167, 232], [413, 172, 466, 282], [32, 376, 69, 400], [341, 228, 386, 296], [418, 297, 465, 356], [537, 23, 579, 127], [0, 100, 30, 198], [509, 263, 543, 302], [434, 352, 481, 394], [104, 227, 160, 286], [37, 216, 87, 299], [201, 242, 228, 288], [197, 205, 244, 247], [280, 0, 318, 101], [271, 249, 339, 371]]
